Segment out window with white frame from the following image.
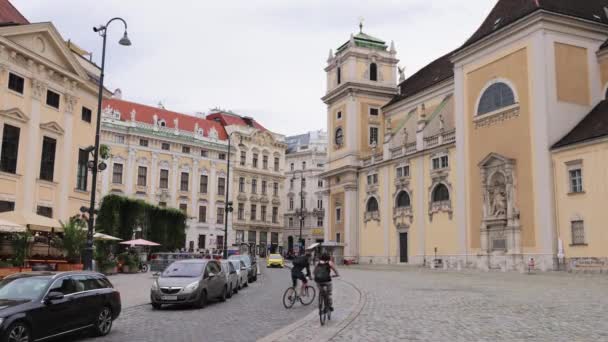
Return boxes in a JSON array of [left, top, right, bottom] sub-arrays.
[[396, 165, 410, 178], [317, 217, 323, 227], [477, 82, 516, 115], [112, 163, 123, 184], [432, 154, 449, 170], [288, 217, 294, 228], [336, 207, 342, 222], [289, 198, 294, 210], [567, 161, 583, 194], [369, 107, 379, 116], [317, 199, 323, 209], [571, 220, 585, 245], [367, 173, 378, 185]]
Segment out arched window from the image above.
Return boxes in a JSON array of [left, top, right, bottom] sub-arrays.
[[477, 82, 515, 115], [432, 184, 450, 203], [337, 67, 341, 85], [369, 63, 378, 81], [396, 191, 411, 208], [366, 197, 379, 212], [335, 128, 344, 146], [159, 120, 166, 127]]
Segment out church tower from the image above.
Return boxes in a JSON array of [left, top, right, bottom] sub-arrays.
[[321, 25, 398, 259]]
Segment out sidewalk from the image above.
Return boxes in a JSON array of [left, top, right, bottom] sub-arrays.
[[258, 278, 363, 342], [107, 272, 155, 309]]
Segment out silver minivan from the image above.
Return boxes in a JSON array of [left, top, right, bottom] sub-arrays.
[[150, 259, 228, 309], [220, 260, 239, 297], [230, 259, 248, 289]]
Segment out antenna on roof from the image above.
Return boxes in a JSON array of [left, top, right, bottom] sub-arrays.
[[358, 16, 364, 33]]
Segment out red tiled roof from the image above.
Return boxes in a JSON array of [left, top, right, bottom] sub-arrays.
[[206, 112, 267, 131], [0, 0, 28, 24], [103, 98, 228, 141]]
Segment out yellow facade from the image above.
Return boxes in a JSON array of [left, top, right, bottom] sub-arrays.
[[0, 23, 100, 223]]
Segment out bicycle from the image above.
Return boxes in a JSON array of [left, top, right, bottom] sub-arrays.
[[282, 282, 316, 309], [318, 275, 338, 326]]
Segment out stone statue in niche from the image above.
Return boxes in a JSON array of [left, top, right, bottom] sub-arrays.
[[402, 127, 408, 146], [491, 188, 506, 217], [385, 117, 392, 137], [490, 174, 507, 217], [439, 114, 445, 131]]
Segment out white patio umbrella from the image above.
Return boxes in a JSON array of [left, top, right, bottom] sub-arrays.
[[0, 218, 26, 233], [94, 232, 122, 241]]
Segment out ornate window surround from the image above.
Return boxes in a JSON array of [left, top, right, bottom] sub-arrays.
[[428, 177, 453, 222], [393, 180, 413, 229], [363, 194, 380, 223], [473, 78, 520, 129]]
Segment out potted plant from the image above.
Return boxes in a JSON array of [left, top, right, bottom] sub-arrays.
[[57, 218, 86, 271], [0, 232, 33, 278]]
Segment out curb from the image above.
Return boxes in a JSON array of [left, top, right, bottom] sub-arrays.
[[257, 278, 366, 342]]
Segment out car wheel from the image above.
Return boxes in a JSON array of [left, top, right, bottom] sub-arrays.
[[152, 302, 162, 310], [92, 306, 113, 336], [243, 279, 249, 287], [196, 290, 207, 309], [5, 321, 30, 342], [227, 284, 233, 298], [220, 286, 227, 302]]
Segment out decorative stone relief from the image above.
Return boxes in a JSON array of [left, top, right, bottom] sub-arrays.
[[64, 94, 77, 113], [393, 178, 413, 228], [173, 118, 179, 135], [363, 195, 380, 223], [136, 157, 149, 165], [31, 78, 46, 100], [474, 105, 520, 129]]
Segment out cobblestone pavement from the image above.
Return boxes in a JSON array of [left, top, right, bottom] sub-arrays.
[[74, 264, 314, 342], [328, 266, 608, 342]]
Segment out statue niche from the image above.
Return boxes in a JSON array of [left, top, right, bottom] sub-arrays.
[[478, 153, 521, 259]]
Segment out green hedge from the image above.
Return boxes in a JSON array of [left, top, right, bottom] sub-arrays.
[[96, 194, 186, 251]]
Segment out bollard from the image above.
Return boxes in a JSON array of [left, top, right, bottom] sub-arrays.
[[527, 257, 535, 274]]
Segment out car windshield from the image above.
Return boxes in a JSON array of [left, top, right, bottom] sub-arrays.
[[162, 262, 205, 277], [269, 255, 281, 260], [0, 276, 51, 301]]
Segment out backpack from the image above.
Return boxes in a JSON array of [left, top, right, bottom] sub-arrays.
[[314, 263, 331, 283], [292, 255, 307, 268]]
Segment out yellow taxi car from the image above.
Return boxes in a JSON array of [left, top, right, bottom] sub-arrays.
[[266, 254, 284, 268]]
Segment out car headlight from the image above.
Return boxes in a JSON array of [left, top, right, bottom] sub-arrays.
[[183, 281, 199, 293], [151, 280, 159, 291]]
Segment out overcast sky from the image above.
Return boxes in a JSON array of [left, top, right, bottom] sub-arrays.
[[14, 0, 496, 136]]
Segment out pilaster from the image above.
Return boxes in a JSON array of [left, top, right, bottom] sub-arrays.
[[23, 78, 46, 213], [58, 97, 76, 219]]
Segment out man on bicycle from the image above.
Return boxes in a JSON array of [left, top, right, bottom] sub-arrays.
[[291, 252, 311, 296], [313, 253, 339, 311]]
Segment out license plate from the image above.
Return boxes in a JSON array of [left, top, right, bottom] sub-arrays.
[[161, 295, 177, 301]]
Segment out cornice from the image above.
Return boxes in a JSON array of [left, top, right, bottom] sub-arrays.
[[321, 81, 397, 104]]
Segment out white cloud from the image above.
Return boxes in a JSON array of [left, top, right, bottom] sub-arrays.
[[13, 0, 496, 135]]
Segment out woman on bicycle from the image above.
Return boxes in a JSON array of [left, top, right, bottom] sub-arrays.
[[313, 253, 339, 311]]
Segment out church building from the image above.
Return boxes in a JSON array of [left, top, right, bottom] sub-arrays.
[[321, 0, 608, 271]]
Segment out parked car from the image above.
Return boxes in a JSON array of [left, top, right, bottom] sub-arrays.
[[219, 260, 239, 297], [150, 259, 227, 309], [266, 254, 285, 268], [0, 271, 121, 342], [229, 259, 248, 289], [228, 255, 257, 282]]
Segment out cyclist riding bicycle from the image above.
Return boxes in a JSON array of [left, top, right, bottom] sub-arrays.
[[313, 253, 339, 312], [291, 252, 311, 295]]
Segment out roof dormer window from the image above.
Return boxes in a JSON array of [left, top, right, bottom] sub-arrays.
[[159, 119, 166, 127]]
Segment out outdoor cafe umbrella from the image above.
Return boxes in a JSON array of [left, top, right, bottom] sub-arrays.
[[119, 239, 160, 247], [0, 218, 26, 233], [94, 232, 122, 241]]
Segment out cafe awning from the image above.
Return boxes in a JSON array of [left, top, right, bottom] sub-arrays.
[[0, 218, 26, 233], [0, 211, 62, 233]]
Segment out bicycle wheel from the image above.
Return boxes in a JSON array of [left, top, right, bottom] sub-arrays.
[[325, 290, 331, 321], [299, 285, 316, 306], [282, 287, 297, 309], [319, 290, 326, 326]]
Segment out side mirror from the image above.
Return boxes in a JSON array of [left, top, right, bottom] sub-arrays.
[[44, 291, 64, 304], [208, 272, 216, 278]]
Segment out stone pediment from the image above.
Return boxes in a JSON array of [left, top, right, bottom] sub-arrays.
[[478, 152, 515, 168], [260, 196, 269, 204], [237, 193, 248, 202], [0, 108, 29, 123], [39, 121, 64, 135], [0, 23, 87, 79]]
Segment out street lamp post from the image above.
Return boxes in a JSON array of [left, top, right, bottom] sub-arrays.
[[83, 18, 131, 271], [223, 132, 245, 259], [292, 170, 305, 255]]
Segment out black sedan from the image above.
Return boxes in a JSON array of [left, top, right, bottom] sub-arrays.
[[0, 271, 121, 342]]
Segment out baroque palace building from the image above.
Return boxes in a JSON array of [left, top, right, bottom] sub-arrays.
[[0, 4, 102, 222], [99, 97, 287, 255], [321, 0, 608, 271], [283, 130, 328, 253], [207, 111, 287, 256]]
